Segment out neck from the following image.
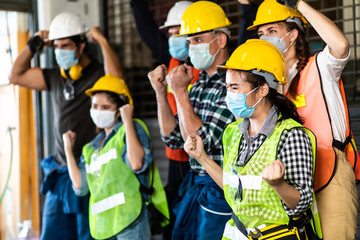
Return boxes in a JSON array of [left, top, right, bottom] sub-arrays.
[[206, 48, 229, 77], [248, 102, 272, 137], [104, 121, 118, 136], [79, 53, 91, 68]]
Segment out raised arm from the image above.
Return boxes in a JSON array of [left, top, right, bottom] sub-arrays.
[[131, 0, 171, 65], [87, 27, 126, 80], [184, 134, 224, 188], [148, 64, 177, 136], [8, 31, 48, 90], [293, 0, 349, 59], [237, 0, 259, 46], [63, 131, 82, 189], [120, 104, 145, 171]]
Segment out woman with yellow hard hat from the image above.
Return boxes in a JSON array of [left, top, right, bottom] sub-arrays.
[[184, 39, 319, 239], [62, 74, 168, 240], [248, 0, 359, 239]]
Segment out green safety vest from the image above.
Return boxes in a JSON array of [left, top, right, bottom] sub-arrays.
[[222, 117, 322, 239], [82, 118, 169, 239]]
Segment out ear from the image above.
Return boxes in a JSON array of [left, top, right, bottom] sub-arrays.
[[260, 83, 270, 97], [217, 33, 228, 49], [289, 29, 299, 42], [78, 42, 86, 54]]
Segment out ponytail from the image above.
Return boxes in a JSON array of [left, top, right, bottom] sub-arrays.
[[284, 22, 310, 99]]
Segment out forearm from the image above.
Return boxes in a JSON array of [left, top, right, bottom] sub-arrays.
[[272, 180, 300, 210], [197, 153, 224, 188], [98, 38, 126, 80], [131, 0, 170, 65], [65, 150, 82, 189], [297, 1, 349, 58], [156, 92, 177, 136], [174, 89, 203, 141], [124, 120, 145, 171]]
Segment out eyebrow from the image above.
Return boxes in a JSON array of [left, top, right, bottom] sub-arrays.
[[226, 83, 239, 87]]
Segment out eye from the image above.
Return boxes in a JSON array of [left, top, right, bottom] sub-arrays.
[[269, 30, 276, 34]]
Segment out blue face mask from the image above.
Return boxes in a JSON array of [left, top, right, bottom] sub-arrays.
[[168, 36, 189, 61], [54, 48, 79, 70], [225, 86, 263, 118], [188, 36, 220, 70]]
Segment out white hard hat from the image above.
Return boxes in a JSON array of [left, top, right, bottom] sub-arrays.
[[49, 12, 88, 40], [159, 1, 193, 29]]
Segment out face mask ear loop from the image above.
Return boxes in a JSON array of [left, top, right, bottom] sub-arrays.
[[245, 86, 263, 108], [246, 85, 260, 96], [252, 96, 263, 108], [283, 39, 295, 54], [281, 30, 294, 54], [209, 35, 221, 57]]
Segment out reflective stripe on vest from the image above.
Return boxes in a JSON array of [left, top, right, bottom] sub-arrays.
[[165, 57, 201, 162], [288, 53, 360, 191], [222, 118, 313, 228], [82, 120, 143, 239], [222, 118, 323, 239]]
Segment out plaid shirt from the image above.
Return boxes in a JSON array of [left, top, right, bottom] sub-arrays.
[[237, 107, 313, 216], [162, 68, 236, 173]]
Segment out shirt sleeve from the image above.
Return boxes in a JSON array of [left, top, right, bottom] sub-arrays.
[[72, 156, 90, 196], [277, 128, 314, 217], [196, 96, 235, 158], [316, 45, 349, 84], [130, 0, 171, 65], [237, 2, 259, 46], [161, 116, 184, 149], [122, 120, 153, 174]]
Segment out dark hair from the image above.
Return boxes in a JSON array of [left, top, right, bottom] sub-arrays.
[[240, 71, 303, 124], [69, 34, 89, 55], [282, 22, 310, 99], [92, 91, 128, 109]]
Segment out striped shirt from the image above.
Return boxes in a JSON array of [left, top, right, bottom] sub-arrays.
[[162, 68, 236, 173]]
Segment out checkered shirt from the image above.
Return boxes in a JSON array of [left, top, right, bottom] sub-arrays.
[[237, 109, 313, 216], [162, 69, 236, 173]]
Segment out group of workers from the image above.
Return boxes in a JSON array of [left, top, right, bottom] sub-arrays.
[[8, 0, 360, 240]]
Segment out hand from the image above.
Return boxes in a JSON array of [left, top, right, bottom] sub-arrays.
[[35, 30, 52, 47], [87, 26, 107, 44], [262, 159, 285, 187], [120, 104, 134, 124], [147, 64, 168, 95], [276, 0, 300, 10], [166, 64, 193, 94], [184, 134, 205, 160], [237, 0, 251, 5], [63, 130, 76, 152]]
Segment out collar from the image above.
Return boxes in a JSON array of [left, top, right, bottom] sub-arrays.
[[199, 61, 227, 79], [238, 105, 278, 140], [88, 121, 123, 149]]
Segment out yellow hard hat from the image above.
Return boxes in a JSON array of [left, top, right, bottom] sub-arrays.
[[85, 74, 133, 105], [178, 1, 231, 36], [247, 0, 308, 31], [218, 39, 286, 87]]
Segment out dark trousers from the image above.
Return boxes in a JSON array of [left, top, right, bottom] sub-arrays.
[[162, 159, 190, 240]]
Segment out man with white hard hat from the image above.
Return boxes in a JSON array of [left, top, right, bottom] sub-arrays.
[[9, 12, 123, 240]]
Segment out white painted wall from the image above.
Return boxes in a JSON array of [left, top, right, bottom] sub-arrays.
[[37, 0, 101, 31]]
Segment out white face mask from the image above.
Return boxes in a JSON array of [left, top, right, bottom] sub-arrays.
[[260, 31, 293, 55], [90, 109, 117, 129], [188, 35, 220, 70]]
